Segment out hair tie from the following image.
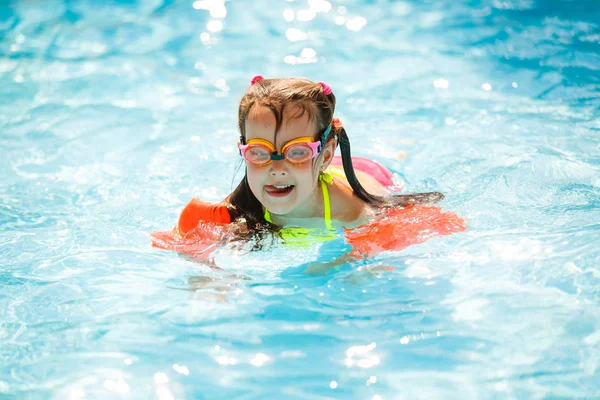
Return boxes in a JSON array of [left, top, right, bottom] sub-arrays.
[[250, 75, 264, 85], [332, 118, 343, 130], [318, 81, 332, 95]]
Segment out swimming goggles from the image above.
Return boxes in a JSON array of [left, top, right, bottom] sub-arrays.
[[239, 125, 332, 166]]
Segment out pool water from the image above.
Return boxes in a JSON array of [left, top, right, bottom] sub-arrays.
[[1, 0, 599, 398]]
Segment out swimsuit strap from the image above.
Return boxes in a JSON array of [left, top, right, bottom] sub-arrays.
[[264, 208, 272, 222], [321, 178, 333, 230], [264, 179, 332, 229]]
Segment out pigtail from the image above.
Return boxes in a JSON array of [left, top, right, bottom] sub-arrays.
[[320, 83, 443, 208], [337, 128, 444, 208], [337, 127, 384, 205]]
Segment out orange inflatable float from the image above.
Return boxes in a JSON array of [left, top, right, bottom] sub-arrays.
[[344, 205, 467, 258], [152, 198, 467, 260], [151, 198, 232, 261]]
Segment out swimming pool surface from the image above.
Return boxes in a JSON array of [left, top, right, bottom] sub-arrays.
[[1, 0, 599, 398]]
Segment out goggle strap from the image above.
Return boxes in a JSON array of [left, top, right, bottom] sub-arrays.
[[321, 124, 332, 145]]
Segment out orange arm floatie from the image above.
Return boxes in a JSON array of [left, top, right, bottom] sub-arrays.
[[151, 198, 232, 260], [345, 205, 467, 258], [177, 197, 231, 236]]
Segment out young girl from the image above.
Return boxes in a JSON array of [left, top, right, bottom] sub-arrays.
[[152, 76, 466, 261]]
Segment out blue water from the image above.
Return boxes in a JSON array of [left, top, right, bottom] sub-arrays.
[[1, 0, 600, 398]]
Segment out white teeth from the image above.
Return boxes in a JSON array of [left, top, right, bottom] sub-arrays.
[[273, 185, 292, 189]]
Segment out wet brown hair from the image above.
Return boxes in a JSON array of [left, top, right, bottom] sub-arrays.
[[226, 77, 443, 246]]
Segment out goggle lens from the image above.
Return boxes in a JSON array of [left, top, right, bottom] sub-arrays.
[[245, 145, 272, 164], [283, 144, 313, 163]]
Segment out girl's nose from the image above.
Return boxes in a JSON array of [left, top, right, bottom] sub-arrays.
[[269, 169, 288, 176], [269, 160, 289, 176]]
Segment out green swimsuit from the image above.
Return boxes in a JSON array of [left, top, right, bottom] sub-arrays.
[[263, 175, 335, 244]]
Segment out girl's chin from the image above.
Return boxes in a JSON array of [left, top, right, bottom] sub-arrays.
[[263, 195, 299, 216], [264, 203, 295, 215]]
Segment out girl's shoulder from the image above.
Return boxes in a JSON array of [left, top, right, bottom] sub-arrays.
[[327, 179, 374, 226]]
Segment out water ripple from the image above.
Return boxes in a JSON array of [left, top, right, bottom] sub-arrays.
[[1, 0, 600, 398]]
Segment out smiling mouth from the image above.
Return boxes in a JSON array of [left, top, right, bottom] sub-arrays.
[[264, 185, 295, 197]]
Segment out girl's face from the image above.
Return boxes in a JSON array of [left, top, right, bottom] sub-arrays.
[[243, 105, 334, 218]]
